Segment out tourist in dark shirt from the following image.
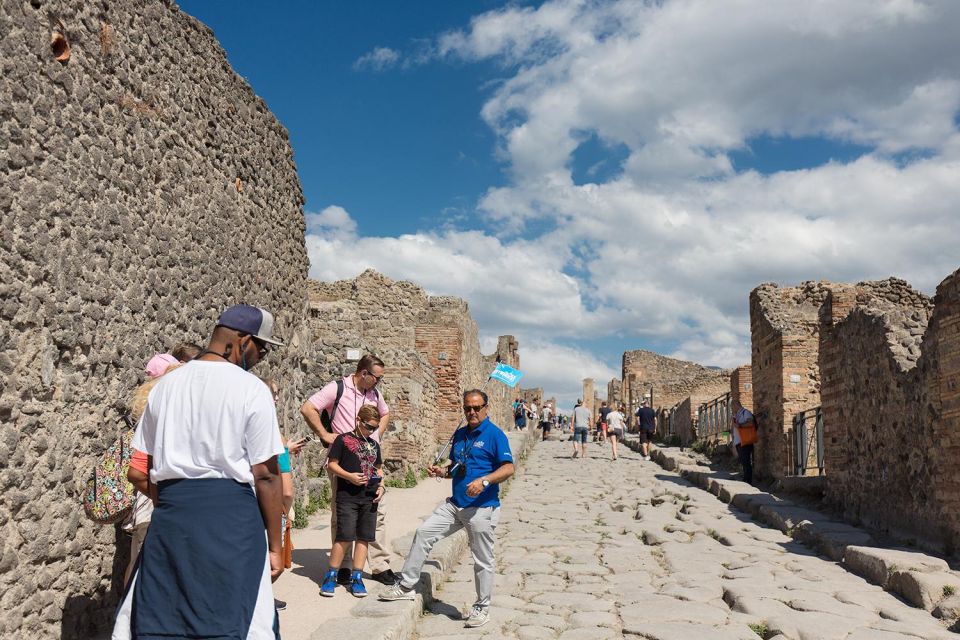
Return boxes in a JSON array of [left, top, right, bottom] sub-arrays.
[[322, 405, 385, 598], [635, 399, 657, 460]]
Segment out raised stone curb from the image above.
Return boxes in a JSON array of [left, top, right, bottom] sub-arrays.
[[310, 427, 538, 640], [630, 440, 960, 628]]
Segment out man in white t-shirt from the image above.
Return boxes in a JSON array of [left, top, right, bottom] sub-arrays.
[[539, 403, 553, 441], [113, 304, 286, 640]]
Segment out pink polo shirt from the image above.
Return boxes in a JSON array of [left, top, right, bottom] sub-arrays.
[[307, 375, 389, 443]]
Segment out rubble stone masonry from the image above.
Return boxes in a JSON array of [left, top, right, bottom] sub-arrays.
[[621, 349, 730, 418], [0, 1, 309, 636]]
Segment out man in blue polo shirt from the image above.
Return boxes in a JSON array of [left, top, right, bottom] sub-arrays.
[[380, 389, 514, 629]]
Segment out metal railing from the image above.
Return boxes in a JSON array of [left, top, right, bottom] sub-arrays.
[[791, 406, 824, 476], [697, 392, 731, 441]]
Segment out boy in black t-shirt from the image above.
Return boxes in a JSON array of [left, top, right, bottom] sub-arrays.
[[321, 405, 385, 597]]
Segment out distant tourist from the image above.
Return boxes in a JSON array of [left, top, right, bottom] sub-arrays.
[[598, 401, 611, 444], [539, 402, 553, 441], [571, 399, 591, 459], [113, 304, 285, 640], [605, 404, 626, 461], [321, 405, 386, 598], [513, 397, 528, 431], [300, 354, 397, 587], [730, 398, 757, 485], [635, 399, 657, 460], [380, 390, 514, 629]]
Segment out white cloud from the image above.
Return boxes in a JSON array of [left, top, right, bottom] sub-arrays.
[[308, 0, 960, 403], [305, 206, 358, 239], [353, 46, 401, 71]]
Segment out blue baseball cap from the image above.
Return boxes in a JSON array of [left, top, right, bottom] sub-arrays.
[[216, 304, 284, 346]]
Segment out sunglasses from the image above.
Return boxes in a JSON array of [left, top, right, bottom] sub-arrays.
[[252, 338, 271, 357], [360, 421, 379, 430], [463, 403, 487, 414], [364, 371, 384, 383]]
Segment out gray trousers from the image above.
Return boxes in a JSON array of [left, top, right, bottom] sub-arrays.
[[400, 500, 501, 607]]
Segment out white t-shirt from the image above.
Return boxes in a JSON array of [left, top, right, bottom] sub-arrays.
[[606, 411, 625, 430], [541, 406, 553, 422], [132, 360, 284, 485]]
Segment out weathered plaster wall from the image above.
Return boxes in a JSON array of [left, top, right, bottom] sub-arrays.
[[0, 1, 308, 636]]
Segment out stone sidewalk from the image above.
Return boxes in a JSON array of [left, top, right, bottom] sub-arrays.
[[410, 436, 956, 640]]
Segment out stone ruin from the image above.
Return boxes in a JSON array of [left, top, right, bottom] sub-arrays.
[[302, 270, 521, 477], [0, 2, 526, 637], [749, 271, 960, 552]]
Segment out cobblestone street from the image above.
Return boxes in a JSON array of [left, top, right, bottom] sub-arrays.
[[412, 438, 954, 640]]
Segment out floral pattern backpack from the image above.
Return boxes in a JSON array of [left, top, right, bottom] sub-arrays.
[[82, 414, 136, 525]]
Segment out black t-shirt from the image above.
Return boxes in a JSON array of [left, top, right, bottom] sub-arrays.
[[599, 407, 612, 423], [636, 407, 656, 431], [328, 432, 382, 501]]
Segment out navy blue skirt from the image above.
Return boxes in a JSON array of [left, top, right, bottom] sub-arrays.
[[114, 478, 279, 640]]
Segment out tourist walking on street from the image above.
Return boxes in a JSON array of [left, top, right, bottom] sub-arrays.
[[300, 354, 397, 586], [322, 405, 386, 598], [606, 404, 626, 460], [113, 304, 285, 640], [513, 397, 528, 431], [636, 399, 657, 460], [731, 398, 757, 485], [539, 402, 553, 441], [380, 390, 514, 629], [598, 401, 611, 444], [571, 399, 591, 459]]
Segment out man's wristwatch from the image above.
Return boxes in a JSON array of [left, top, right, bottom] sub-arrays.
[[481, 479, 490, 488]]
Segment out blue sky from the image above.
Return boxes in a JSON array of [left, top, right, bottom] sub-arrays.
[[179, 0, 960, 408]]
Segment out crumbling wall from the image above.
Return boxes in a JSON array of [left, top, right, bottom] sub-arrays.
[[622, 350, 730, 413], [305, 271, 516, 471], [0, 1, 308, 636], [582, 378, 595, 419], [730, 365, 753, 410], [750, 282, 826, 480], [607, 378, 623, 407], [819, 279, 938, 544], [673, 397, 695, 444], [483, 335, 519, 430]]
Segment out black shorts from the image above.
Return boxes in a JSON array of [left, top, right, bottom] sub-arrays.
[[540, 421, 551, 431], [335, 498, 378, 542], [639, 429, 653, 443]]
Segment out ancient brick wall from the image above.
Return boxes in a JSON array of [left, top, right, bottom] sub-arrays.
[[483, 335, 519, 430], [622, 349, 730, 413], [730, 365, 753, 410], [582, 378, 595, 419], [305, 271, 516, 471], [750, 282, 826, 480], [0, 1, 309, 636], [818, 279, 939, 544]]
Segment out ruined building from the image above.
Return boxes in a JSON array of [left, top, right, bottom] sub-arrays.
[[750, 272, 960, 552], [303, 270, 520, 474]]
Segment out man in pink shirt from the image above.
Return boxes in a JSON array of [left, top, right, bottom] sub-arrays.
[[301, 354, 396, 586]]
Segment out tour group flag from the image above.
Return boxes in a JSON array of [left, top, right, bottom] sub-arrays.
[[489, 362, 523, 388]]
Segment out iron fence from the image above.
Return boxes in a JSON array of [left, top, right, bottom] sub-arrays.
[[791, 406, 824, 476], [697, 392, 731, 441]]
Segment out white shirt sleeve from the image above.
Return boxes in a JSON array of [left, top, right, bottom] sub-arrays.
[[243, 383, 284, 466]]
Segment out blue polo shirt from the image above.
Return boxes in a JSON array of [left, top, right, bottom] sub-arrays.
[[450, 418, 513, 508]]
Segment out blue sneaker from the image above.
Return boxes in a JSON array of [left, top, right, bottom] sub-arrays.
[[350, 570, 368, 598], [320, 569, 338, 597]]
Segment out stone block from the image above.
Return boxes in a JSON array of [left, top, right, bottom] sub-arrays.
[[842, 546, 949, 589]]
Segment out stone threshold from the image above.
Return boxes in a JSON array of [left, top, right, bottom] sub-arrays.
[[625, 438, 960, 632], [308, 427, 540, 640]]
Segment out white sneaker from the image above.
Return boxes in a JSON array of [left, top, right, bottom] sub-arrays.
[[644, 455, 651, 461], [378, 583, 415, 601], [464, 605, 490, 628]]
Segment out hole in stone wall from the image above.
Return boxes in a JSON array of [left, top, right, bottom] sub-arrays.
[[99, 23, 116, 56], [50, 25, 70, 62]]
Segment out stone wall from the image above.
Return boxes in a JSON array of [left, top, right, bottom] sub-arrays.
[[621, 349, 730, 414], [750, 282, 827, 480], [673, 397, 695, 444], [305, 271, 517, 472], [582, 378, 595, 419], [730, 365, 753, 410], [607, 378, 623, 407], [817, 278, 939, 545], [0, 1, 309, 636]]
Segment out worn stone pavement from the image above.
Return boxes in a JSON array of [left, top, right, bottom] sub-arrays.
[[412, 437, 956, 640]]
